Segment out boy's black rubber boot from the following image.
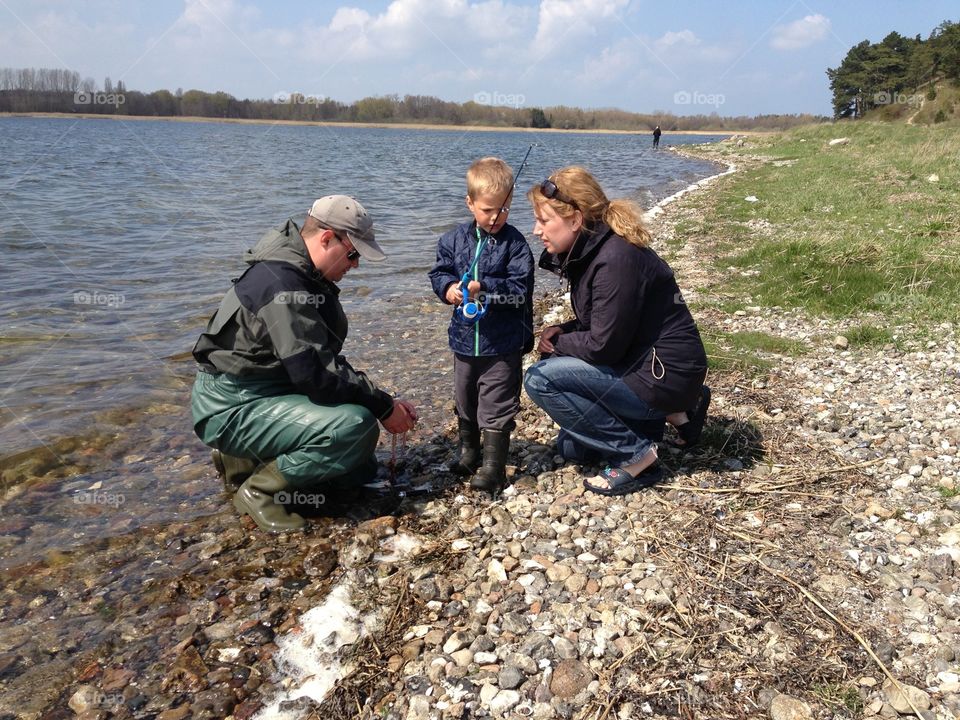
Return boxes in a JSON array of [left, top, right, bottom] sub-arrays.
[[471, 429, 509, 493], [453, 418, 481, 476]]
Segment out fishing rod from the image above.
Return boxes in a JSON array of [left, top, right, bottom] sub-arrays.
[[459, 143, 540, 322]]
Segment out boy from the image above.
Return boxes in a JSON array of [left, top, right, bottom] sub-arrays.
[[428, 157, 535, 492]]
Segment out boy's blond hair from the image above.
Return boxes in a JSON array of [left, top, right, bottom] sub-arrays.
[[466, 157, 514, 200]]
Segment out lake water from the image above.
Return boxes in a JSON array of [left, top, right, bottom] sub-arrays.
[[0, 116, 725, 564]]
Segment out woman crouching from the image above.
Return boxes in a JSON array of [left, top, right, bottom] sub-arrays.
[[524, 166, 711, 495]]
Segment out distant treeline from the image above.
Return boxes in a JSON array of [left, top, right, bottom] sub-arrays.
[[0, 67, 823, 132], [827, 19, 959, 118]]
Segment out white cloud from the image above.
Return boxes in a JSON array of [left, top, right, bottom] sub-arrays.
[[655, 29, 700, 50], [770, 14, 831, 51], [575, 41, 640, 86], [532, 0, 628, 56]]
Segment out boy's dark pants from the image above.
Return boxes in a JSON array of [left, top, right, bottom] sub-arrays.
[[453, 352, 522, 430]]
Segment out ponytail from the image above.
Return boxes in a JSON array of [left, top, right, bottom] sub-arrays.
[[603, 199, 651, 248]]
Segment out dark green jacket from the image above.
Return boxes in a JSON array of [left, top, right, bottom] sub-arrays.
[[192, 220, 394, 419]]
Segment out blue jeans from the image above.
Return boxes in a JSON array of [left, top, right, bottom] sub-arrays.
[[524, 357, 666, 467]]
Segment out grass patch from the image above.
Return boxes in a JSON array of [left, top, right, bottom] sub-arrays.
[[844, 324, 894, 348], [939, 485, 960, 499], [683, 122, 960, 334], [812, 682, 865, 718], [702, 328, 807, 375]]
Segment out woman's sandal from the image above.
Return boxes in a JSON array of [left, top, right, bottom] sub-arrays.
[[673, 386, 711, 449], [583, 464, 663, 496]]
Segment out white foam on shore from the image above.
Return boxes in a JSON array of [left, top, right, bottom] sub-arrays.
[[373, 532, 423, 563], [254, 582, 371, 720], [642, 155, 737, 224]]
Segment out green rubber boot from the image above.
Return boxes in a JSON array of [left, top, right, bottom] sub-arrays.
[[233, 461, 306, 533], [212, 449, 258, 493]]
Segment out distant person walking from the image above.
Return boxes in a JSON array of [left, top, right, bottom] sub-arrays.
[[652, 125, 662, 148]]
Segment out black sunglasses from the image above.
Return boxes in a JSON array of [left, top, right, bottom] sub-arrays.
[[540, 179, 576, 207], [332, 231, 361, 261]]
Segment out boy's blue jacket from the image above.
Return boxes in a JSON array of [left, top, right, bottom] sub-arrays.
[[428, 221, 535, 356]]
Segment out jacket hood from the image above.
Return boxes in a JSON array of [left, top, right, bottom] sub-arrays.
[[243, 219, 315, 273]]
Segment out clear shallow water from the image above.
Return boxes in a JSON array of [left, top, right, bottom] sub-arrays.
[[0, 116, 725, 563]]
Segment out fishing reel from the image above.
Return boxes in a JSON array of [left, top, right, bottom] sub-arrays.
[[456, 273, 487, 323]]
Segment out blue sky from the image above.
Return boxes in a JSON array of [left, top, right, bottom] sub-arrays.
[[0, 0, 956, 116]]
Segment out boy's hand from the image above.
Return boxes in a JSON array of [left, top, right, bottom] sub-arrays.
[[465, 280, 481, 299], [445, 283, 464, 305]]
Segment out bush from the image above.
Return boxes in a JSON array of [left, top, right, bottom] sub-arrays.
[[926, 87, 937, 101], [934, 109, 948, 123]]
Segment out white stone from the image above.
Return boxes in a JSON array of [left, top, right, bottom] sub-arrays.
[[479, 682, 500, 704], [489, 690, 521, 716], [487, 558, 508, 584]]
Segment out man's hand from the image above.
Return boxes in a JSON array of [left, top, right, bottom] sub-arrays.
[[383, 398, 417, 434], [538, 325, 563, 354]]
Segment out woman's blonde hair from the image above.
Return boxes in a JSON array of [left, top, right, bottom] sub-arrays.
[[526, 166, 651, 248]]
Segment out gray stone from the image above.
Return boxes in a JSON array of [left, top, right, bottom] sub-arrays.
[[769, 693, 813, 720], [550, 660, 593, 698], [499, 665, 525, 690], [521, 633, 555, 662], [405, 694, 431, 720], [882, 680, 931, 714]]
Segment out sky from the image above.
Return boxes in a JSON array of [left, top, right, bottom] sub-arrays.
[[0, 0, 956, 117]]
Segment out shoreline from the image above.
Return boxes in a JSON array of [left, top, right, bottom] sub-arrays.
[[0, 111, 773, 136], [5, 129, 957, 719]]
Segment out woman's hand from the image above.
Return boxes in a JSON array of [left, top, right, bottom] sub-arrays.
[[538, 325, 563, 354]]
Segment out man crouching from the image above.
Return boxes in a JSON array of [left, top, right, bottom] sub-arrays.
[[190, 195, 417, 532]]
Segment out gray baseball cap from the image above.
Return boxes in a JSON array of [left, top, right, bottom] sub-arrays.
[[308, 195, 386, 262]]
